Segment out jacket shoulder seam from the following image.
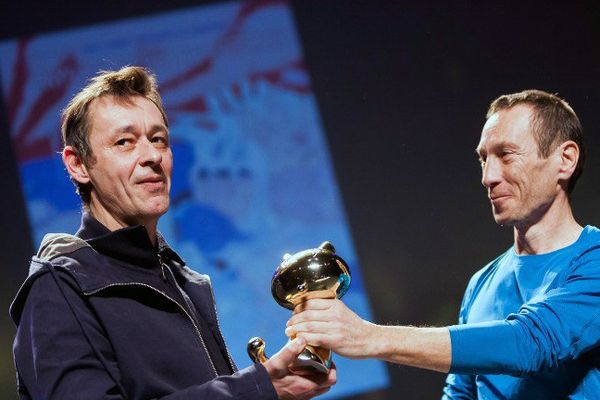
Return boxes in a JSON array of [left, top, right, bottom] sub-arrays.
[[37, 233, 91, 261]]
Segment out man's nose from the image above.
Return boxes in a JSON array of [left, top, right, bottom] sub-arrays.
[[139, 139, 162, 166], [481, 157, 502, 188]]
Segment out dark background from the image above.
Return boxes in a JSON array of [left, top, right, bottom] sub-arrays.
[[1, 1, 599, 398]]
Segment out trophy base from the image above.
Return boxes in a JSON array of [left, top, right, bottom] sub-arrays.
[[289, 345, 331, 375]]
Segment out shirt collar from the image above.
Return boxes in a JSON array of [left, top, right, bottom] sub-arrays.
[[75, 212, 184, 269]]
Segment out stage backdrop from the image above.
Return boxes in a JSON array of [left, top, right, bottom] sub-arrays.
[[0, 1, 388, 398]]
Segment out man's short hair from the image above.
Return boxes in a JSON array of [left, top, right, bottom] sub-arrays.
[[61, 66, 168, 205], [487, 89, 584, 194]]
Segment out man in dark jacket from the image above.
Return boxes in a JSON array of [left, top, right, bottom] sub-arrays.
[[10, 66, 336, 400]]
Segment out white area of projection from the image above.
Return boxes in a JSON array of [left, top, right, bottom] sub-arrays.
[[0, 1, 388, 397]]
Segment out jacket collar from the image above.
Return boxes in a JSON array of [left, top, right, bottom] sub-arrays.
[[75, 212, 184, 269]]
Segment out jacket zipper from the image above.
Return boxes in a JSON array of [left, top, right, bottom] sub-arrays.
[[158, 254, 167, 281], [162, 260, 236, 374], [164, 264, 235, 372], [85, 281, 218, 377], [207, 283, 237, 372]]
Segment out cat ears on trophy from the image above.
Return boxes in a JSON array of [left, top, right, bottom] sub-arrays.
[[318, 241, 335, 253], [281, 241, 336, 262]]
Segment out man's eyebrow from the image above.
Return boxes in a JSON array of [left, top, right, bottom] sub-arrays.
[[114, 124, 168, 134], [493, 141, 519, 151], [475, 141, 519, 156], [115, 125, 136, 134], [147, 124, 169, 134]]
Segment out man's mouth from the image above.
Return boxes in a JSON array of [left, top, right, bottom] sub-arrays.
[[138, 175, 164, 184], [137, 176, 166, 191], [489, 193, 511, 209]]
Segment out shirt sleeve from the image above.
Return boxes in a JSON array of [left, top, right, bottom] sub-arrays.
[[449, 244, 600, 376], [13, 270, 277, 400], [441, 373, 476, 400]]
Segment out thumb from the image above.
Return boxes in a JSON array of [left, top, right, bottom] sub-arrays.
[[268, 337, 306, 373]]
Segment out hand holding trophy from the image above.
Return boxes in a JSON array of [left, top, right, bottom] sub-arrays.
[[248, 241, 351, 374]]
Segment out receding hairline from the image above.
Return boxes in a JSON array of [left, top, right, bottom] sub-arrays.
[[84, 94, 169, 143], [486, 89, 578, 120], [476, 104, 537, 155]]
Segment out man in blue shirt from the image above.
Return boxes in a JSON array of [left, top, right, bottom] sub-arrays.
[[285, 90, 600, 398]]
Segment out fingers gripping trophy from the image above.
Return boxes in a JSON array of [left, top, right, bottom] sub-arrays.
[[248, 241, 352, 374]]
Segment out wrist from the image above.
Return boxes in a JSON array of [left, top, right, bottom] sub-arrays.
[[370, 325, 451, 372], [367, 325, 417, 362], [362, 322, 389, 359]]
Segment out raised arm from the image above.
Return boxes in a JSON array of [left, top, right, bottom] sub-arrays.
[[286, 246, 600, 377]]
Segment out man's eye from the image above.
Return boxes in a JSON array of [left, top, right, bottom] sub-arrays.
[[115, 138, 134, 147], [152, 135, 169, 146]]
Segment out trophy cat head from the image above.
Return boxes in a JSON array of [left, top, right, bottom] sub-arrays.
[[271, 241, 352, 310]]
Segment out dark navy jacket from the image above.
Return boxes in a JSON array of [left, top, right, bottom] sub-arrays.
[[10, 214, 277, 400]]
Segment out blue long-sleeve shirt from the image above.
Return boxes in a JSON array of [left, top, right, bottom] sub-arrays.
[[443, 225, 600, 399]]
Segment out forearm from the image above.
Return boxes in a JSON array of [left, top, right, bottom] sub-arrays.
[[286, 299, 451, 372], [366, 324, 451, 372]]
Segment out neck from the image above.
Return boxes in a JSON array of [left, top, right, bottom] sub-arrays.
[[88, 202, 158, 245], [513, 193, 582, 255]]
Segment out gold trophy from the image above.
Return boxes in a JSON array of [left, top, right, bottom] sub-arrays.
[[247, 241, 351, 374]]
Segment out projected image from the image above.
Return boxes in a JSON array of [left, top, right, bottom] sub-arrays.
[[0, 1, 388, 397]]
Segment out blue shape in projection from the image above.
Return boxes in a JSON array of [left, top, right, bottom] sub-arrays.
[[21, 157, 78, 211], [172, 202, 247, 254], [170, 140, 195, 204]]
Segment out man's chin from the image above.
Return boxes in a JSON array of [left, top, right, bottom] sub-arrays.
[[152, 204, 170, 218], [492, 211, 516, 227], [142, 199, 170, 219]]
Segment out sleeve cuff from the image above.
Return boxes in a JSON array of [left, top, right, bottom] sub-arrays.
[[449, 320, 521, 375], [238, 363, 278, 400]]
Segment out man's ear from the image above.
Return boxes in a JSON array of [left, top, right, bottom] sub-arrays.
[[557, 140, 579, 181], [63, 146, 90, 184]]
